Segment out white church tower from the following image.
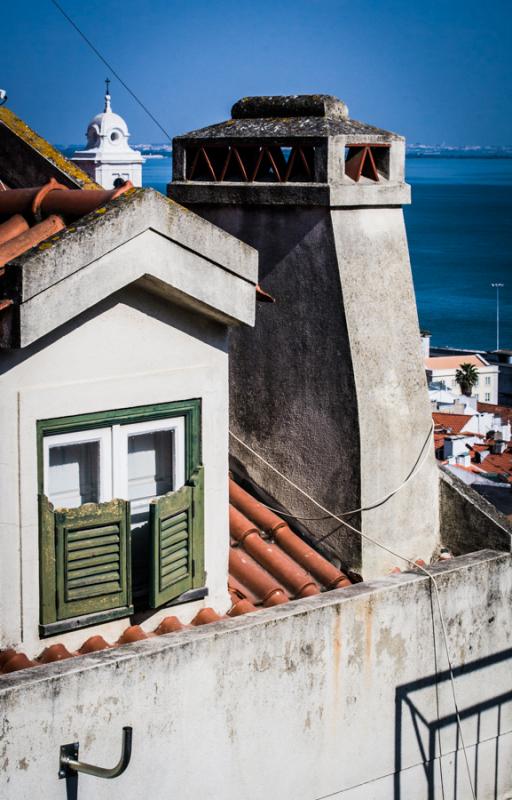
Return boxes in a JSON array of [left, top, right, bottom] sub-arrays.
[[72, 79, 144, 189]]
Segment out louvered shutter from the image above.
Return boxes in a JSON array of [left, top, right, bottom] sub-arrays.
[[54, 498, 132, 620], [149, 465, 205, 608]]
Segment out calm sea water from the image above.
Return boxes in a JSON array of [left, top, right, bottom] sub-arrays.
[[143, 157, 512, 352]]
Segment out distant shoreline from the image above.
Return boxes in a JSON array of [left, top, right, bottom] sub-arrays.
[[56, 145, 512, 160], [407, 153, 512, 159]]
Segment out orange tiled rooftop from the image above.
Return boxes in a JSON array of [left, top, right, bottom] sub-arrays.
[[0, 479, 353, 675], [425, 354, 488, 370], [0, 178, 133, 287]]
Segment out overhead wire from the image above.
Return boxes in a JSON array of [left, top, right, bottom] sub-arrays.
[[229, 427, 477, 799], [237, 421, 434, 526], [49, 0, 172, 142]]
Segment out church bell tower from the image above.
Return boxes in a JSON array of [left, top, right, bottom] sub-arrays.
[[72, 79, 144, 189]]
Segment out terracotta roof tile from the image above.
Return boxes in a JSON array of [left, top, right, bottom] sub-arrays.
[[475, 446, 512, 481], [0, 178, 133, 310], [230, 505, 320, 599], [38, 644, 74, 663], [229, 479, 351, 590], [426, 355, 488, 370], [432, 412, 474, 434], [477, 402, 512, 426], [79, 636, 111, 654], [229, 544, 289, 606], [0, 479, 352, 676]]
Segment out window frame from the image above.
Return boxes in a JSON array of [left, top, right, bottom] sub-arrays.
[[112, 416, 186, 501], [43, 427, 113, 506], [37, 400, 202, 637]]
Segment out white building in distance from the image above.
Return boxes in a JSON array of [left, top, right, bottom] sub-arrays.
[[425, 353, 499, 404], [72, 80, 144, 189]]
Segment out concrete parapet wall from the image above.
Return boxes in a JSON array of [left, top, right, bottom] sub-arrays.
[[1, 550, 511, 800], [440, 467, 512, 555]]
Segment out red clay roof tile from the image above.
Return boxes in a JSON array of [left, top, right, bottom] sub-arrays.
[[2, 653, 38, 673], [229, 545, 289, 606], [79, 636, 111, 654], [0, 178, 133, 311], [0, 478, 352, 676], [0, 213, 29, 244], [476, 447, 512, 481], [154, 616, 187, 635], [191, 608, 223, 626], [118, 625, 149, 644], [229, 505, 319, 598], [477, 402, 512, 426], [38, 644, 74, 663], [0, 214, 65, 269], [432, 412, 474, 434]]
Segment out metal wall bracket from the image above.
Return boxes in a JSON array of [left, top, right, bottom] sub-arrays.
[[58, 726, 132, 780]]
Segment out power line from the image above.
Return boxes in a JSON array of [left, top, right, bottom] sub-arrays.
[[49, 0, 172, 142], [250, 422, 434, 528]]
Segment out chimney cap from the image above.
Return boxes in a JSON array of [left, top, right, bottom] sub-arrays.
[[231, 94, 349, 121]]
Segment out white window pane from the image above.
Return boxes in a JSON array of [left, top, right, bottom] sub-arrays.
[[126, 428, 175, 598], [127, 429, 174, 521], [48, 441, 100, 508]]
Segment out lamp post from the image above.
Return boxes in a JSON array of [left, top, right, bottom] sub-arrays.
[[491, 282, 504, 351]]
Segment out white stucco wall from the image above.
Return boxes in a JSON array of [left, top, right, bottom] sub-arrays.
[[75, 158, 144, 189], [0, 286, 231, 656], [0, 550, 510, 800]]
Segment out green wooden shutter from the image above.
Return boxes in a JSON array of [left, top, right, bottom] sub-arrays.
[[54, 498, 132, 621], [149, 465, 205, 608]]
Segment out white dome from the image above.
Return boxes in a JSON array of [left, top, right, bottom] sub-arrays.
[[72, 82, 144, 189], [85, 93, 131, 149]]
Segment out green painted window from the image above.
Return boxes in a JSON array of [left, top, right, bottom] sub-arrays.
[[38, 400, 204, 636]]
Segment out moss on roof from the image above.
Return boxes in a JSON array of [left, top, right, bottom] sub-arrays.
[[0, 107, 100, 190]]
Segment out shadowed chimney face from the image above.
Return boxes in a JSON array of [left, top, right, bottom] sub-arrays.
[[168, 95, 439, 579]]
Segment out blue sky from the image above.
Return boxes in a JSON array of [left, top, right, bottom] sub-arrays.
[[3, 0, 511, 145]]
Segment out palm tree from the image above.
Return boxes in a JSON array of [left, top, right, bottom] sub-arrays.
[[455, 363, 479, 397]]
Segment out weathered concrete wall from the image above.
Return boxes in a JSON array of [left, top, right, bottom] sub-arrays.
[[440, 467, 512, 555], [331, 207, 440, 576], [202, 206, 362, 570], [1, 550, 511, 800], [0, 286, 231, 655], [198, 205, 439, 577]]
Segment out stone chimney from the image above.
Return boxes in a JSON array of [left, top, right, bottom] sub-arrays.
[[168, 94, 439, 578]]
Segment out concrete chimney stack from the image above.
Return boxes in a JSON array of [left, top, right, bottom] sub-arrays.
[[168, 94, 439, 578]]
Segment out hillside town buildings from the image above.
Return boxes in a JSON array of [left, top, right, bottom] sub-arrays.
[[0, 95, 511, 800], [425, 353, 499, 404]]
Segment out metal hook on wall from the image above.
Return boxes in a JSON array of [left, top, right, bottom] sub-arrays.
[[59, 726, 132, 780]]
